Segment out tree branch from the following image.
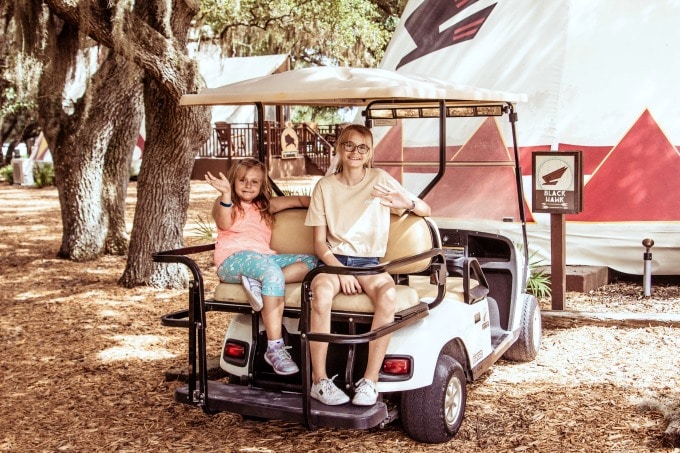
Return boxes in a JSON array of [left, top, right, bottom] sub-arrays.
[[44, 0, 200, 102]]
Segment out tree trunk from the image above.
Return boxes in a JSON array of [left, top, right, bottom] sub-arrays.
[[49, 50, 143, 261], [102, 57, 144, 256], [118, 1, 211, 287], [118, 77, 203, 287], [43, 0, 211, 285]]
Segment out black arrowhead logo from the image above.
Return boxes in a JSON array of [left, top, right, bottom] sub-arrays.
[[542, 166, 568, 186], [397, 1, 497, 69]]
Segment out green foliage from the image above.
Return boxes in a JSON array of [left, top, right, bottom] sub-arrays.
[[526, 252, 552, 299], [290, 106, 344, 125], [1, 87, 37, 119], [197, 0, 405, 67], [32, 162, 55, 188], [190, 215, 215, 243], [0, 165, 13, 185]]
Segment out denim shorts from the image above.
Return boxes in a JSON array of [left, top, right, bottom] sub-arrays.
[[334, 254, 380, 267]]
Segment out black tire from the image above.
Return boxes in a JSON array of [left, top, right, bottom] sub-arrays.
[[400, 355, 467, 444], [503, 294, 541, 362]]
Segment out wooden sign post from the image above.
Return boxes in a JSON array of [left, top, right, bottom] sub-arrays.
[[532, 151, 583, 310]]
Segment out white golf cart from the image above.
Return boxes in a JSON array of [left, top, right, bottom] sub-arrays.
[[154, 67, 541, 444]]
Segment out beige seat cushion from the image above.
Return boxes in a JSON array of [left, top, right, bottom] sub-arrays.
[[214, 282, 420, 313], [269, 209, 435, 275], [408, 275, 478, 303], [269, 209, 315, 255], [215, 208, 435, 314]]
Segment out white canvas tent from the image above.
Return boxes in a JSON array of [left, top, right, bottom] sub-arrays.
[[380, 0, 680, 275], [190, 45, 290, 123], [47, 47, 290, 175]]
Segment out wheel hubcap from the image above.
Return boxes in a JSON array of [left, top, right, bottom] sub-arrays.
[[444, 376, 463, 426]]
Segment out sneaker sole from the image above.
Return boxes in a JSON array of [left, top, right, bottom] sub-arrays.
[[241, 277, 263, 311], [310, 393, 350, 406], [351, 397, 378, 406], [244, 292, 263, 311]]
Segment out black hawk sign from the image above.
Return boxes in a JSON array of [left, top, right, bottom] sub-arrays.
[[532, 151, 583, 214]]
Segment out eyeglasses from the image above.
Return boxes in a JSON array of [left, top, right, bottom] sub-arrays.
[[341, 141, 370, 154]]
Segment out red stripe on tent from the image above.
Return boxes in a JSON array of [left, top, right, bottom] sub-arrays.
[[519, 145, 611, 176], [557, 144, 610, 175], [566, 109, 680, 221], [455, 0, 474, 8]]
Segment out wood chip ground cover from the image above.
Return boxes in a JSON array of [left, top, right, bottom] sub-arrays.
[[1, 182, 679, 452]]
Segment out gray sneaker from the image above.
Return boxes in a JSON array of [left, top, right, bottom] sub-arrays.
[[264, 346, 299, 375], [310, 375, 350, 405], [352, 378, 378, 406], [241, 276, 263, 311]]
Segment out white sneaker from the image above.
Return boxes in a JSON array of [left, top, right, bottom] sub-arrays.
[[310, 375, 350, 405], [352, 378, 378, 406], [264, 345, 299, 375], [241, 276, 263, 311]]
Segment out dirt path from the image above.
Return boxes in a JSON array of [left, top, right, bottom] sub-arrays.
[[1, 182, 679, 452]]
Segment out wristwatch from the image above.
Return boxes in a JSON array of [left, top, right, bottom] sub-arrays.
[[406, 199, 416, 213]]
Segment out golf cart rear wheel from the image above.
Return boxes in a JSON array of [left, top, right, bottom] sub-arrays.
[[400, 354, 466, 444]]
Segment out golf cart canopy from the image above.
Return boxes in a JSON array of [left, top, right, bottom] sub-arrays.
[[181, 66, 528, 236], [179, 66, 527, 107]]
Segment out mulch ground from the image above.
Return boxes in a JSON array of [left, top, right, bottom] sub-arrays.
[[1, 181, 679, 452]]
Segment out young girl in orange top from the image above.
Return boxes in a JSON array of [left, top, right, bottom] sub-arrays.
[[206, 159, 317, 375]]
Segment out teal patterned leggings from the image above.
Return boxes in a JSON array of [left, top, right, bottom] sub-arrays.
[[217, 251, 317, 297]]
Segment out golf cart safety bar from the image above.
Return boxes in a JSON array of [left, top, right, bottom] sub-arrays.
[[507, 103, 530, 286], [298, 248, 447, 338], [444, 254, 490, 304], [151, 243, 447, 417], [364, 99, 448, 201]]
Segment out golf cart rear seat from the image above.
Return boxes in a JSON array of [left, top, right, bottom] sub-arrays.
[[156, 208, 488, 329], [211, 208, 445, 315]]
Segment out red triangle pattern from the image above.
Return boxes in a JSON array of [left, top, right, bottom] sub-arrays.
[[421, 117, 531, 221], [376, 110, 679, 224], [566, 109, 680, 221]]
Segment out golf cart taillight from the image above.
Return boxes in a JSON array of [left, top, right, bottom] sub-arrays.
[[382, 357, 412, 375], [223, 341, 246, 360]]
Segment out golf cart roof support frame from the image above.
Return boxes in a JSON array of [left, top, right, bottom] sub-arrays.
[[364, 99, 447, 201], [507, 104, 529, 283]]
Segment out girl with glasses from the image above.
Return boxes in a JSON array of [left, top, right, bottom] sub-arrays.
[[304, 124, 431, 406]]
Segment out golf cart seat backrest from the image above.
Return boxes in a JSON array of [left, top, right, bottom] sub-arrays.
[[213, 208, 438, 313]]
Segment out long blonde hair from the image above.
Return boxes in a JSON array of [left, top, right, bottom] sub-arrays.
[[228, 158, 274, 228], [333, 124, 373, 174]]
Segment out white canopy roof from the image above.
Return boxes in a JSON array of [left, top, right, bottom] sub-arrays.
[[180, 66, 526, 107]]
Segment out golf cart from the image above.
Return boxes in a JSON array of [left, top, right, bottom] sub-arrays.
[[154, 67, 541, 444]]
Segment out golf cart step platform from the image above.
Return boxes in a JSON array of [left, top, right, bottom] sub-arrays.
[[176, 381, 390, 430]]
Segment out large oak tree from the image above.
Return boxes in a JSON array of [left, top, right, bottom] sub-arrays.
[[4, 0, 406, 289], [43, 0, 211, 287]]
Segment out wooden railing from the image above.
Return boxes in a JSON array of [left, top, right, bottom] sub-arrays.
[[196, 122, 337, 174]]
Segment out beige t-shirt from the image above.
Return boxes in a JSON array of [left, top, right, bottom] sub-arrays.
[[305, 168, 406, 257]]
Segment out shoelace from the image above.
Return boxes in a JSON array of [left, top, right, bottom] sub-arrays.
[[355, 379, 376, 396], [269, 346, 293, 361], [321, 374, 341, 392]]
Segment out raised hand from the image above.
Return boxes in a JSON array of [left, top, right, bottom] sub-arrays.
[[371, 182, 411, 209], [205, 171, 231, 197]]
